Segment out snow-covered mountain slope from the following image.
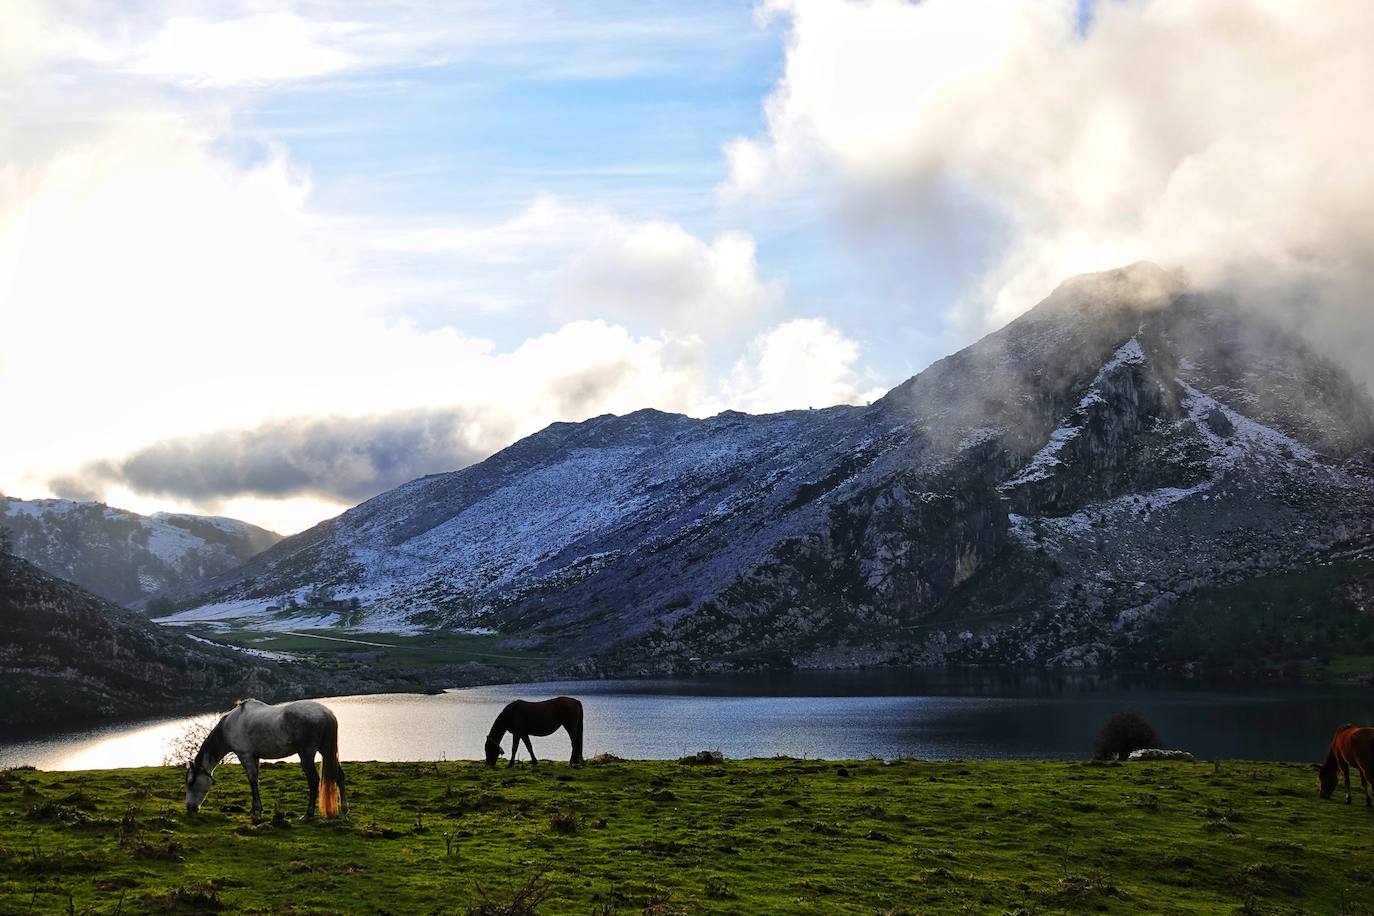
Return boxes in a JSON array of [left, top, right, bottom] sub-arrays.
[[177, 263, 1374, 671], [0, 498, 281, 607]]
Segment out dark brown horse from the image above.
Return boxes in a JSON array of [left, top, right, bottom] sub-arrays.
[[484, 697, 583, 767], [1317, 724, 1374, 805]]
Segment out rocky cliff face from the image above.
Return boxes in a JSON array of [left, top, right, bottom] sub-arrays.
[[0, 553, 308, 731], [176, 264, 1374, 673], [0, 498, 280, 608]]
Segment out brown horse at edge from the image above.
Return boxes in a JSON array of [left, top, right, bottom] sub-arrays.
[[1318, 724, 1374, 805]]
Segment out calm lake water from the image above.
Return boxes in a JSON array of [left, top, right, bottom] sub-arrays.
[[2, 671, 1370, 770]]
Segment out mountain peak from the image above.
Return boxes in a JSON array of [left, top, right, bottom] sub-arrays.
[[1042, 261, 1186, 316]]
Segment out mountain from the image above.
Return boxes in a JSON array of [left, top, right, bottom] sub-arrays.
[[0, 552, 309, 731], [0, 497, 281, 608], [175, 264, 1374, 673]]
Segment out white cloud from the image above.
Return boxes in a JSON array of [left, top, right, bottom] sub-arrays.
[[0, 117, 804, 531], [724, 318, 882, 414], [557, 221, 779, 335], [132, 13, 361, 87], [726, 0, 1374, 372], [377, 196, 779, 333], [0, 2, 877, 532]]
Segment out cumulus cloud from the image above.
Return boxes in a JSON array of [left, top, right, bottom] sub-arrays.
[[557, 221, 779, 334], [0, 1, 873, 531], [726, 0, 1374, 376], [725, 318, 884, 414], [0, 27, 788, 531], [131, 12, 361, 87], [372, 196, 779, 334]]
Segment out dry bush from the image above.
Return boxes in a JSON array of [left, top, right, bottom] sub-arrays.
[[468, 869, 554, 916], [161, 717, 234, 767]]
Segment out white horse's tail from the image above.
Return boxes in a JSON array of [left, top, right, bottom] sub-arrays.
[[319, 717, 345, 818]]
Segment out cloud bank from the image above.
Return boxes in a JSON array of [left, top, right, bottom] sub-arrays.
[[0, 4, 875, 531], [48, 315, 879, 508], [726, 0, 1374, 374]]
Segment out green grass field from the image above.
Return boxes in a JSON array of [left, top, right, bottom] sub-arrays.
[[2, 758, 1370, 914], [186, 624, 547, 674]]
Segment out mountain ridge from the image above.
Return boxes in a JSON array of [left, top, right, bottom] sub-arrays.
[[0, 496, 281, 608], [0, 552, 307, 731], [172, 264, 1374, 674]]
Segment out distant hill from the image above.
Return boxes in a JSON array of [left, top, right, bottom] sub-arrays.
[[0, 552, 314, 731], [176, 263, 1374, 674], [0, 497, 280, 608]]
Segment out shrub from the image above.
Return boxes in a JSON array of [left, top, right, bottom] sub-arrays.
[[679, 749, 724, 765], [549, 810, 578, 834], [1093, 711, 1158, 760], [468, 869, 553, 916]]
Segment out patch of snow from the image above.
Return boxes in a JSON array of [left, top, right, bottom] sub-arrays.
[[2, 497, 81, 518], [186, 633, 294, 661], [1001, 424, 1082, 488], [1022, 480, 1216, 546], [142, 522, 202, 565], [1179, 383, 1318, 465], [1002, 337, 1146, 490], [956, 427, 1003, 451]]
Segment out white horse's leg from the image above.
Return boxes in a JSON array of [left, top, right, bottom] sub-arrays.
[[243, 757, 262, 817], [298, 749, 320, 819]]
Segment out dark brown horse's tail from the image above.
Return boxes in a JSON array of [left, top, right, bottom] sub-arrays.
[[571, 703, 584, 765], [319, 718, 346, 818]]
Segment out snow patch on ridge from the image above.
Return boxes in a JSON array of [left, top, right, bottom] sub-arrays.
[[1001, 337, 1146, 490]]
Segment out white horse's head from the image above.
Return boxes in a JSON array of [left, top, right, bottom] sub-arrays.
[[185, 763, 214, 813]]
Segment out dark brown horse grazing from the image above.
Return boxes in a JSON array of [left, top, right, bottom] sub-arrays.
[[1317, 724, 1374, 805], [484, 697, 584, 767]]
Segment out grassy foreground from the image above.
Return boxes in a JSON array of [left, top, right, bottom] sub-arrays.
[[2, 758, 1371, 914]]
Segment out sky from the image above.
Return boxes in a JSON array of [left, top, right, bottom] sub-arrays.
[[3, 0, 1372, 534]]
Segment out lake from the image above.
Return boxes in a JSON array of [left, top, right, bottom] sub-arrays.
[[2, 671, 1370, 770]]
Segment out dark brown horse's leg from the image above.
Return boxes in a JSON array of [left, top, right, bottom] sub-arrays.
[[1344, 763, 1353, 804], [523, 735, 538, 766], [299, 750, 320, 818], [244, 757, 262, 818], [509, 734, 520, 766]]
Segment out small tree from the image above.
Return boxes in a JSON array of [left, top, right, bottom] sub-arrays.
[[0, 525, 12, 555], [1093, 710, 1159, 760], [162, 718, 234, 767]]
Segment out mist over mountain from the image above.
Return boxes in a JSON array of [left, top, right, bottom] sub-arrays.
[[0, 497, 281, 608], [173, 264, 1374, 674]]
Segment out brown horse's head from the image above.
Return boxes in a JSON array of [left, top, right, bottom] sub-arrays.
[[484, 737, 501, 767], [1317, 760, 1339, 799]]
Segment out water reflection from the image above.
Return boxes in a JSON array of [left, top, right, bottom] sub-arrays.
[[1, 672, 1370, 770]]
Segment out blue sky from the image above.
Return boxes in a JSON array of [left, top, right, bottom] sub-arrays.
[[3, 0, 1367, 532]]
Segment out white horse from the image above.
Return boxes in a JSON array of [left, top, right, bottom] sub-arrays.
[[185, 699, 347, 819]]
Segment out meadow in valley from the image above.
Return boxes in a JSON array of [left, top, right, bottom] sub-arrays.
[[2, 756, 1370, 914]]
